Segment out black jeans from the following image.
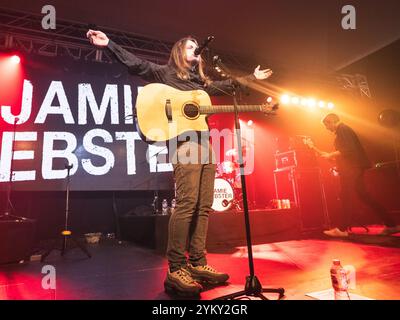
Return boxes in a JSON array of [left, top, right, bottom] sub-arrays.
[[339, 167, 395, 230], [166, 141, 216, 272]]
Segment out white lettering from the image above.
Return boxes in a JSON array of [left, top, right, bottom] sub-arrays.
[[115, 132, 141, 175], [1, 80, 33, 124], [0, 132, 37, 182], [78, 84, 119, 125], [42, 132, 78, 179], [35, 81, 74, 124], [82, 129, 114, 175]]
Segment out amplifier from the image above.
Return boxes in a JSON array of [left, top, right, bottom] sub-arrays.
[[275, 149, 318, 170], [0, 217, 36, 264], [275, 150, 297, 170]]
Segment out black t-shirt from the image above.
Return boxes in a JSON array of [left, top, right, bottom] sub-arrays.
[[334, 123, 371, 171]]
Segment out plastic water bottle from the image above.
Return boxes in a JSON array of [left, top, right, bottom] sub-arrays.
[[282, 199, 291, 209], [170, 198, 176, 214], [330, 259, 350, 300], [161, 199, 169, 215]]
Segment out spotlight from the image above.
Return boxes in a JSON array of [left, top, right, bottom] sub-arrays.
[[307, 98, 316, 108], [281, 94, 290, 105], [247, 120, 253, 127], [266, 96, 273, 104], [300, 98, 308, 106], [318, 101, 325, 108], [10, 55, 21, 65], [327, 102, 335, 110], [291, 97, 300, 105]]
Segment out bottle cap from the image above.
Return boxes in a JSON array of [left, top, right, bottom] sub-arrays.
[[332, 259, 341, 266]]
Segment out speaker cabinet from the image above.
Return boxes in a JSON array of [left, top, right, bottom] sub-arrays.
[[0, 218, 36, 264]]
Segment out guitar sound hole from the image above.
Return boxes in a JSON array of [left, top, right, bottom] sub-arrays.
[[183, 103, 200, 119]]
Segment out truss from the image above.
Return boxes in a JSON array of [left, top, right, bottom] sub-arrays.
[[0, 7, 173, 64], [0, 7, 250, 71], [336, 73, 372, 98]]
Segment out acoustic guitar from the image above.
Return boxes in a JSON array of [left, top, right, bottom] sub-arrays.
[[135, 83, 277, 143]]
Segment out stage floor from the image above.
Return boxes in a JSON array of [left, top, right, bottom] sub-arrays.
[[0, 229, 399, 300]]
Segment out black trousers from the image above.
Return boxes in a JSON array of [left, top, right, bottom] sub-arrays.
[[338, 167, 396, 230]]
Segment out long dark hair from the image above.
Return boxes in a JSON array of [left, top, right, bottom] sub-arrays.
[[169, 36, 210, 84]]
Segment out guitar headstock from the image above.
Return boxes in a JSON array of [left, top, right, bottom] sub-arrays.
[[303, 137, 315, 149], [261, 103, 279, 115]]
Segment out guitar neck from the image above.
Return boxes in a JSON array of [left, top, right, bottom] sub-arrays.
[[200, 105, 263, 114]]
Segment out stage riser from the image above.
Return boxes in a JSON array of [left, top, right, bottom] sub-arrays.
[[119, 209, 302, 253]]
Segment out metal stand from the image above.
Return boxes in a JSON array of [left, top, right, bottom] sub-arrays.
[[149, 146, 170, 214], [274, 166, 334, 232], [213, 56, 284, 300], [0, 117, 27, 221], [41, 164, 91, 262]]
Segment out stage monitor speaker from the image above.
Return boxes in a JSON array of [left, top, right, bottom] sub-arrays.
[[0, 218, 36, 265], [274, 167, 328, 231]]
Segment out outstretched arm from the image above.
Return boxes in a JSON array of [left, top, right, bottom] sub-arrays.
[[86, 29, 164, 81], [206, 65, 273, 96]]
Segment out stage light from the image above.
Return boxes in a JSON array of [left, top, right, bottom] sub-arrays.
[[327, 102, 335, 110], [300, 98, 308, 106], [318, 101, 325, 108], [10, 55, 21, 65], [307, 98, 316, 108], [266, 96, 273, 104], [247, 120, 253, 127], [291, 97, 300, 105], [280, 94, 290, 105]]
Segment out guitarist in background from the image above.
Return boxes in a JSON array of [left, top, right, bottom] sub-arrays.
[[87, 29, 272, 296], [306, 113, 399, 237]]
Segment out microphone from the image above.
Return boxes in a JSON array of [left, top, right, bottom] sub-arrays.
[[194, 36, 215, 56]]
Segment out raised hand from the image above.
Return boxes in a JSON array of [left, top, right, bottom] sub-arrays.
[[86, 29, 109, 47], [253, 65, 273, 80]]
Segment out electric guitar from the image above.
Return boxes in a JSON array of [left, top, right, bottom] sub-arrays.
[[135, 83, 278, 143], [303, 137, 338, 174]]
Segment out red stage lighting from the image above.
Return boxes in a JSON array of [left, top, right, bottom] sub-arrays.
[[10, 55, 21, 65]]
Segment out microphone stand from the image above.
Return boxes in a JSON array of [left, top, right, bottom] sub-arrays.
[[149, 146, 170, 214], [0, 118, 26, 221], [130, 112, 171, 214], [212, 56, 284, 300], [41, 163, 91, 262]]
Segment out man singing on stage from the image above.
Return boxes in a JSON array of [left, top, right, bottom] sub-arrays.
[[87, 29, 273, 296]]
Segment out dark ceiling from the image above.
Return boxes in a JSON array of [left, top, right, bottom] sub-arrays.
[[1, 0, 400, 73]]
